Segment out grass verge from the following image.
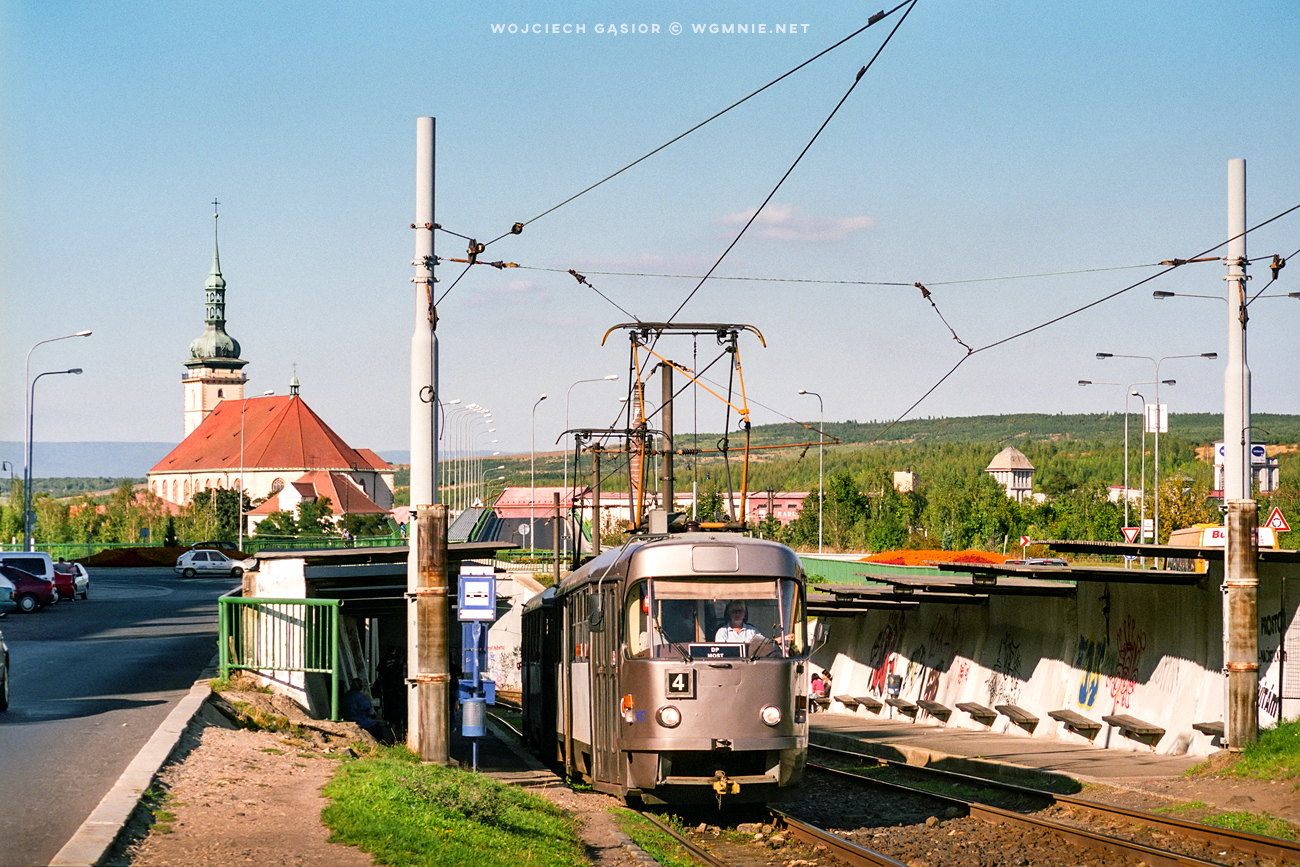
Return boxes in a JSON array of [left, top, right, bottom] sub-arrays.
[[611, 808, 699, 867], [1155, 801, 1298, 841], [321, 746, 587, 867]]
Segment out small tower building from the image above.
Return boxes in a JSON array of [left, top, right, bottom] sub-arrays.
[[985, 446, 1034, 502]]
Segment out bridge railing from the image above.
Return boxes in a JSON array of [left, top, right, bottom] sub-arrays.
[[217, 591, 341, 720]]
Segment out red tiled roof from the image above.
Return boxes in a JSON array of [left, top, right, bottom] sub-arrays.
[[246, 471, 387, 517], [150, 395, 389, 474]]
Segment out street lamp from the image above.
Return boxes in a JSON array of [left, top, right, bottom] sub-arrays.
[[531, 393, 547, 552], [565, 375, 618, 562], [23, 331, 91, 550], [1097, 352, 1217, 543], [1155, 290, 1300, 302], [1079, 378, 1172, 537], [25, 368, 83, 550], [797, 389, 824, 554]]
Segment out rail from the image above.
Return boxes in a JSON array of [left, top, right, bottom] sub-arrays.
[[217, 591, 342, 720]]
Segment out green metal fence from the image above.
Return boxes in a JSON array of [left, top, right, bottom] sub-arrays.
[[218, 592, 342, 720]]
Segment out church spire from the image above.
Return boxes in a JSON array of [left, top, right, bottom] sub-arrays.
[[189, 202, 242, 360], [183, 201, 248, 437]]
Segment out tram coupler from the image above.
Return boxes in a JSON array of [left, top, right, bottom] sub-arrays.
[[711, 770, 740, 807]]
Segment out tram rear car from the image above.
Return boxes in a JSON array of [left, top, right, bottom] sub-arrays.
[[521, 533, 811, 805]]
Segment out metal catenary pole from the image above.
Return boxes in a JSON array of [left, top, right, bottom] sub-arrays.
[[1222, 157, 1257, 749]]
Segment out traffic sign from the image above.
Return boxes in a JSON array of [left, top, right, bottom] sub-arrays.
[[1264, 506, 1291, 533], [1122, 527, 1140, 543], [1019, 535, 1030, 548]]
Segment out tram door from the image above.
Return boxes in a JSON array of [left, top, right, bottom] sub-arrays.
[[589, 584, 623, 787]]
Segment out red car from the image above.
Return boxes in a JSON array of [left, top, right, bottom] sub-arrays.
[[1, 564, 57, 613], [52, 564, 76, 601]]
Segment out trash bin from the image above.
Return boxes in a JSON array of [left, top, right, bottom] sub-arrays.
[[462, 697, 486, 738]]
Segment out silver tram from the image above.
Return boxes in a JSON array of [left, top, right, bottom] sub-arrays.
[[521, 532, 812, 805]]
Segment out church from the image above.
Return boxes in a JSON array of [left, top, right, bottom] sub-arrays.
[[147, 212, 395, 530]]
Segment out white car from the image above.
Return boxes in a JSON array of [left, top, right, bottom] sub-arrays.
[[175, 549, 244, 578]]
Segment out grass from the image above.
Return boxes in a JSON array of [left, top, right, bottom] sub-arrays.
[[1156, 801, 1299, 841], [321, 746, 588, 867], [1186, 719, 1300, 785], [611, 809, 700, 867], [1225, 719, 1300, 781]]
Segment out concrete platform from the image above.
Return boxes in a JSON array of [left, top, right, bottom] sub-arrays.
[[809, 712, 1201, 793]]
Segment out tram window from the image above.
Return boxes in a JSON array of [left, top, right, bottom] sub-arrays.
[[627, 577, 807, 659]]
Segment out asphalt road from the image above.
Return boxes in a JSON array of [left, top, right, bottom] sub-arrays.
[[0, 566, 236, 867]]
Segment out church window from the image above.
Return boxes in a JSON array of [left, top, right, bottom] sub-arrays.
[[217, 388, 224, 398], [183, 480, 191, 499], [271, 478, 285, 494]]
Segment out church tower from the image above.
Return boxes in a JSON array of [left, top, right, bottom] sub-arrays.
[[182, 207, 248, 436]]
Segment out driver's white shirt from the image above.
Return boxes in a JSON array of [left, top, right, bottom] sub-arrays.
[[715, 623, 761, 642]]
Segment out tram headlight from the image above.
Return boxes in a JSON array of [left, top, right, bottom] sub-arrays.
[[656, 705, 682, 728], [760, 705, 782, 727]]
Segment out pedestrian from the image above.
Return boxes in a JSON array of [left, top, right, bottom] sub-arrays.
[[343, 677, 393, 744]]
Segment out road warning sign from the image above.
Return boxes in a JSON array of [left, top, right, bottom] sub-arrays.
[[1019, 535, 1031, 548], [1264, 506, 1290, 533], [1122, 527, 1140, 543]]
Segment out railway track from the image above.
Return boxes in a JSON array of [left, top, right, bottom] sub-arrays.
[[800, 743, 1300, 866]]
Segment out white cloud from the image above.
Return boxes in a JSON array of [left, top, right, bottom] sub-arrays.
[[716, 203, 875, 242]]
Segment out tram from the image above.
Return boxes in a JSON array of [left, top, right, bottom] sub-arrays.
[[521, 532, 813, 805]]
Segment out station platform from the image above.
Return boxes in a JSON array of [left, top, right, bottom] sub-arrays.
[[808, 711, 1202, 793]]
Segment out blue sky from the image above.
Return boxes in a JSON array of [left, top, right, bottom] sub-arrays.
[[3, 1, 1299, 458]]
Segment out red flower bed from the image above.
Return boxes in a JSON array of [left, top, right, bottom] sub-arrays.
[[862, 549, 1007, 567]]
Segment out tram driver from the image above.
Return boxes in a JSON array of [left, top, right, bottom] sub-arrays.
[[715, 601, 764, 643]]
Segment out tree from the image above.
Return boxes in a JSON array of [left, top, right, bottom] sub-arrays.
[[177, 487, 248, 543], [254, 510, 299, 539], [296, 497, 336, 537]]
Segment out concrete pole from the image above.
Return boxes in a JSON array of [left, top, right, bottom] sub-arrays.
[[1225, 500, 1258, 749], [408, 117, 446, 762], [1222, 158, 1257, 749], [1223, 158, 1251, 503], [660, 362, 674, 513], [410, 504, 450, 763]]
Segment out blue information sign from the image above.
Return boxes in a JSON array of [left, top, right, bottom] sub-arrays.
[[458, 566, 497, 621]]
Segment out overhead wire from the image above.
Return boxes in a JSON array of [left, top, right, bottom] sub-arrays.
[[667, 1, 920, 324], [479, 1, 917, 248]]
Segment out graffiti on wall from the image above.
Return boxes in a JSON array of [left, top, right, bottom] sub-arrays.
[[902, 611, 962, 704], [1074, 634, 1109, 709], [1260, 680, 1281, 720], [866, 618, 901, 695], [985, 631, 1022, 705], [1107, 615, 1147, 709]]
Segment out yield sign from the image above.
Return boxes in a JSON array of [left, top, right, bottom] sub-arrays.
[[1019, 535, 1031, 548], [1264, 506, 1291, 533], [1122, 527, 1141, 543]]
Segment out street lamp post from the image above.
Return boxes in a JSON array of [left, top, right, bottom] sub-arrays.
[[26, 368, 83, 550], [1097, 352, 1216, 543], [564, 375, 618, 562], [797, 389, 824, 554], [23, 331, 91, 550], [1078, 379, 1171, 532], [531, 393, 547, 552]]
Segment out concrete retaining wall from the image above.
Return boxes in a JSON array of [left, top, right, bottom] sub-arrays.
[[810, 559, 1298, 757]]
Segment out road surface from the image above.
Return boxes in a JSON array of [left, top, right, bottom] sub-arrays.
[[0, 566, 234, 867]]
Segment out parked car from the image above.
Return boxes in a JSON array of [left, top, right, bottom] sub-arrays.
[[0, 551, 55, 584], [53, 561, 90, 600], [0, 574, 16, 617], [1, 564, 58, 612], [0, 627, 9, 711], [174, 549, 244, 578]]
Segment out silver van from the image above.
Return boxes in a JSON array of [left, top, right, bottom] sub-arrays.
[[0, 552, 55, 583]]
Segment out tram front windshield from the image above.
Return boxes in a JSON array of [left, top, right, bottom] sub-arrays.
[[626, 577, 805, 659]]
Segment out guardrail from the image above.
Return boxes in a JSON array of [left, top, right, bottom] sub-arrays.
[[217, 591, 342, 720]]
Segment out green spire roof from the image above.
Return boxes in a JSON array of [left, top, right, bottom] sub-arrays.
[[188, 208, 244, 364]]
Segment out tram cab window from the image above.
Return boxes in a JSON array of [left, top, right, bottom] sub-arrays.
[[626, 578, 805, 659]]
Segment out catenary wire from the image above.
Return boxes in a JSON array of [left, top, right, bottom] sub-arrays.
[[481, 2, 917, 248]]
